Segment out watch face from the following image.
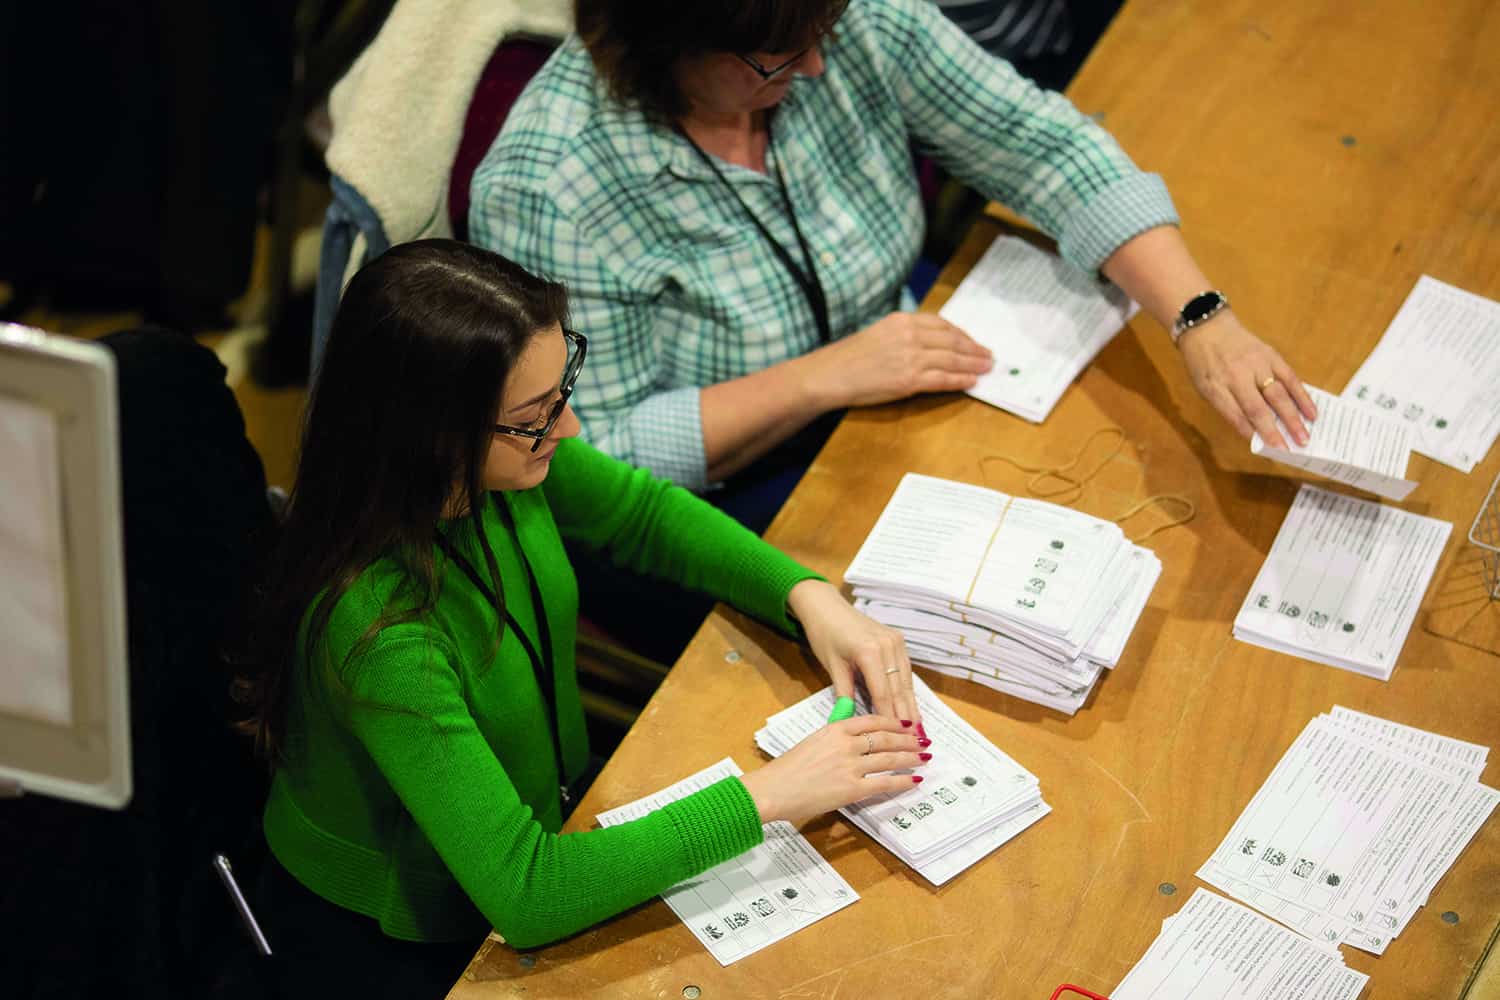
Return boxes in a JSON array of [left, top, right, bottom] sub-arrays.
[[1182, 291, 1225, 324]]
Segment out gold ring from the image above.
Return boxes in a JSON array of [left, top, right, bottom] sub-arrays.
[[864, 733, 875, 754], [884, 666, 901, 675], [1258, 375, 1277, 391]]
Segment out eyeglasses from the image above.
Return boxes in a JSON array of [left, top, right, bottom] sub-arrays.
[[736, 49, 809, 80], [493, 329, 588, 452]]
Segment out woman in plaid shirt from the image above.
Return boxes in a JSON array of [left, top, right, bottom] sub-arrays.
[[471, 0, 1316, 652]]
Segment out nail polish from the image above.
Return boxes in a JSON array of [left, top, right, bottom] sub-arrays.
[[900, 719, 913, 727], [916, 723, 928, 741], [911, 775, 924, 784], [917, 738, 932, 749], [918, 752, 933, 762]]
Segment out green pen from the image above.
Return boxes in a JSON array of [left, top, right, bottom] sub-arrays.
[[827, 696, 856, 723]]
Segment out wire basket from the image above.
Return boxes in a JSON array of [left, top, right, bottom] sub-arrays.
[[1472, 471, 1500, 601]]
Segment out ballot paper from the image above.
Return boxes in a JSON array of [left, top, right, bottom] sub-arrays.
[[845, 474, 1159, 712], [1197, 711, 1497, 956], [1233, 485, 1451, 680], [1112, 889, 1369, 1000], [595, 758, 857, 965], [754, 676, 1049, 885], [0, 394, 72, 725], [939, 235, 1138, 423], [1342, 275, 1500, 473], [1251, 385, 1417, 501]]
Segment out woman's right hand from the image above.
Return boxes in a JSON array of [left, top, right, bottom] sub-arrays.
[[799, 312, 993, 409], [740, 715, 929, 827]]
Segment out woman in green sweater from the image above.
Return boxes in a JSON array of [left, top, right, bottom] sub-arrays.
[[236, 239, 929, 997]]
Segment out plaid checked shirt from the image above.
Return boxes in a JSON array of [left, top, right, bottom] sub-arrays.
[[471, 0, 1177, 491]]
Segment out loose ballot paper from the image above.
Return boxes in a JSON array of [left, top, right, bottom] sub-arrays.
[[1233, 485, 1450, 680], [594, 758, 858, 965], [1196, 710, 1497, 956], [938, 236, 1138, 423], [1250, 385, 1417, 502], [1342, 275, 1500, 474], [755, 676, 1050, 885], [1112, 889, 1370, 1000], [844, 474, 1160, 713]]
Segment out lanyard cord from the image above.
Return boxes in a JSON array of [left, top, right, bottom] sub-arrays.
[[434, 496, 571, 801], [676, 121, 832, 344]]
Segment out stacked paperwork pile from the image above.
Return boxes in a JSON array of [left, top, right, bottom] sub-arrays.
[[755, 675, 1048, 886], [845, 474, 1160, 713]]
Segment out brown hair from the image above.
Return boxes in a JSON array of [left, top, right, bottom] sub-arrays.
[[576, 0, 849, 120], [235, 240, 568, 762]]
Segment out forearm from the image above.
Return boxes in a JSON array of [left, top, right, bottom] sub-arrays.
[[1100, 224, 1219, 335], [700, 352, 836, 483]]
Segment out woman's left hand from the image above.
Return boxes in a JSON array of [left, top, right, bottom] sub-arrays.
[[1177, 311, 1319, 449], [787, 579, 921, 730]]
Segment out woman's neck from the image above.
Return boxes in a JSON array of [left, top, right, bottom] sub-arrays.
[[677, 108, 770, 174]]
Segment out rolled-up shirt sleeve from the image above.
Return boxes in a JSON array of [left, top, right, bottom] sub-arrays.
[[860, 0, 1179, 273]]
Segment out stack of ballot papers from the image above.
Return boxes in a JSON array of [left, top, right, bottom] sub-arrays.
[[1233, 484, 1451, 680], [939, 235, 1138, 422], [1197, 708, 1498, 954], [844, 474, 1161, 714], [1342, 275, 1500, 474], [1113, 889, 1370, 1000], [1251, 384, 1417, 501], [754, 676, 1049, 886], [596, 757, 859, 965]]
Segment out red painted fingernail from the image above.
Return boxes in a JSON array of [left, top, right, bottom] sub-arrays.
[[916, 723, 928, 741], [918, 752, 933, 762], [900, 719, 913, 727], [918, 738, 932, 749], [911, 775, 924, 784]]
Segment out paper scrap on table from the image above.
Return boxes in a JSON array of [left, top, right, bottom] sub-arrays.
[[595, 758, 857, 966], [1233, 484, 1450, 680], [1251, 384, 1417, 501], [0, 394, 72, 725], [939, 236, 1137, 423], [1112, 889, 1369, 1000], [1342, 275, 1500, 473]]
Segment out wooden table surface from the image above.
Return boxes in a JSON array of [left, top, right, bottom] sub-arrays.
[[452, 1, 1500, 996]]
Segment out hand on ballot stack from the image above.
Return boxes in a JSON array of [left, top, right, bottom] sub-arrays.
[[788, 578, 922, 727], [740, 715, 928, 828]]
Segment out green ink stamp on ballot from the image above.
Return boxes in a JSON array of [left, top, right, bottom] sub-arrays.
[[827, 696, 857, 723]]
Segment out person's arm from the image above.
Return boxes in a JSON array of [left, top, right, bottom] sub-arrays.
[[859, 0, 1315, 443], [340, 627, 764, 949], [339, 628, 925, 946], [545, 439, 923, 723], [700, 313, 994, 482], [1100, 226, 1316, 447]]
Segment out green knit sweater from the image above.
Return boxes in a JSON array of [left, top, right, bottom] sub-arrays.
[[262, 439, 821, 946]]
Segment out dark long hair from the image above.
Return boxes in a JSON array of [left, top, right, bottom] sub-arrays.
[[236, 239, 568, 760], [576, 0, 849, 119]]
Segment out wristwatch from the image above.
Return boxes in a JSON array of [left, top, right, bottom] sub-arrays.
[[1170, 290, 1229, 343]]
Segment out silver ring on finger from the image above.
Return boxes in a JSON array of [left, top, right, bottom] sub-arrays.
[[864, 733, 874, 755], [884, 666, 900, 675]]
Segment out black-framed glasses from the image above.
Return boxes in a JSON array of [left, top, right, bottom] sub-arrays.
[[737, 49, 809, 80], [493, 329, 587, 452]]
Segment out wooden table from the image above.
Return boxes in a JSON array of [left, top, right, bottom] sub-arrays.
[[452, 1, 1500, 996]]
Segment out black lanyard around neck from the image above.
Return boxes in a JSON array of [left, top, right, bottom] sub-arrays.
[[676, 121, 832, 344], [434, 495, 573, 805]]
